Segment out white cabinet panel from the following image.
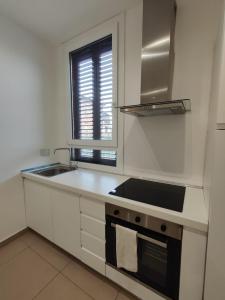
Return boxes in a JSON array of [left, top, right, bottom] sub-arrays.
[[106, 265, 165, 300], [179, 228, 207, 300], [213, 6, 225, 125], [24, 180, 53, 241], [80, 247, 105, 275], [80, 197, 105, 221], [81, 231, 105, 258], [204, 131, 225, 300], [81, 214, 105, 240], [80, 196, 105, 274], [52, 189, 80, 258], [24, 179, 81, 259]]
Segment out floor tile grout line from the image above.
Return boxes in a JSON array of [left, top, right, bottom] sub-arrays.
[[62, 265, 136, 300], [60, 271, 97, 300], [21, 232, 115, 299], [32, 271, 60, 300], [27, 245, 69, 273], [19, 234, 133, 300], [0, 244, 29, 270], [21, 232, 74, 271], [0, 237, 134, 300], [60, 259, 72, 272], [60, 261, 122, 300], [1, 235, 64, 300], [115, 290, 120, 300]]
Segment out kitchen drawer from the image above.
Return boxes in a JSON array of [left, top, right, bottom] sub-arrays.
[[80, 197, 105, 221], [81, 214, 105, 240], [80, 247, 105, 275], [81, 231, 105, 259]]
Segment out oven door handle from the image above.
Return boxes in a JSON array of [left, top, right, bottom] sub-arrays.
[[111, 223, 167, 249], [138, 233, 167, 249]]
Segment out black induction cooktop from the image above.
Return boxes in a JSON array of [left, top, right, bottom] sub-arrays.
[[109, 178, 186, 212]]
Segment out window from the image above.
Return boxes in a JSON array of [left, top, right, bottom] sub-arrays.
[[69, 35, 117, 166], [71, 149, 116, 167]]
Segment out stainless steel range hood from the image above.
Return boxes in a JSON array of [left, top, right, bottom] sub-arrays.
[[119, 0, 191, 116]]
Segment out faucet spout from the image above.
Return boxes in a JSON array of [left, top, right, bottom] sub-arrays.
[[53, 147, 72, 167]]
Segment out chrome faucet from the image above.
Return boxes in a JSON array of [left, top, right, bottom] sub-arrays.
[[54, 147, 72, 167]]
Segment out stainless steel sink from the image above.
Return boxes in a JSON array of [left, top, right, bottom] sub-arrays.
[[32, 165, 77, 177]]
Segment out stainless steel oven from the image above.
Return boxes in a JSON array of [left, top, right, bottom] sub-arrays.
[[105, 204, 182, 300]]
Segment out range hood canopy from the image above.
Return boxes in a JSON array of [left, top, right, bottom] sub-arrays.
[[119, 99, 191, 116], [119, 0, 191, 116]]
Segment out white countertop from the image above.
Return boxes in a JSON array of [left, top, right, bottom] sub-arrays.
[[22, 168, 208, 233]]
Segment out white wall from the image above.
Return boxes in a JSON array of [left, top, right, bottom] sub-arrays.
[[0, 15, 55, 242], [204, 2, 225, 298], [55, 0, 220, 187], [203, 11, 224, 212], [124, 0, 221, 187]]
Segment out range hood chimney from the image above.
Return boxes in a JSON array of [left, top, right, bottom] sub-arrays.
[[119, 0, 191, 116]]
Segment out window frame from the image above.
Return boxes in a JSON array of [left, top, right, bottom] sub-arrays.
[[71, 148, 117, 167], [63, 15, 124, 173], [65, 20, 118, 148], [70, 35, 113, 144]]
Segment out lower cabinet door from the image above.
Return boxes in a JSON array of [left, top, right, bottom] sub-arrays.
[[81, 231, 105, 259], [81, 247, 105, 275], [52, 189, 80, 258], [24, 180, 53, 241]]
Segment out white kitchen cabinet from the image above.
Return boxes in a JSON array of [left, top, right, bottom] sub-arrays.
[[213, 4, 225, 126], [81, 214, 105, 240], [24, 179, 53, 241], [80, 196, 105, 221], [51, 188, 80, 258], [24, 179, 81, 258], [81, 231, 105, 258], [80, 196, 106, 275], [204, 131, 225, 300], [179, 228, 207, 300], [81, 247, 105, 275]]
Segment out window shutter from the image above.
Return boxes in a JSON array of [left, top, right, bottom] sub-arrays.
[[71, 148, 117, 167], [78, 58, 94, 140], [70, 35, 116, 166], [100, 50, 113, 141]]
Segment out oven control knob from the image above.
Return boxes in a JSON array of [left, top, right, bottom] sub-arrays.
[[135, 216, 141, 223], [161, 224, 167, 232], [114, 209, 119, 216]]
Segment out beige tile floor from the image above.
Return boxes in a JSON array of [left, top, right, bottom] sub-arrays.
[[0, 230, 139, 300]]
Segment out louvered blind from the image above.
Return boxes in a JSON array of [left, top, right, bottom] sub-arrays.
[[70, 35, 116, 166], [78, 57, 94, 140], [71, 148, 116, 167], [100, 50, 113, 141]]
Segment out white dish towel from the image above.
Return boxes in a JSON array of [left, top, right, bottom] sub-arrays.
[[116, 224, 138, 273]]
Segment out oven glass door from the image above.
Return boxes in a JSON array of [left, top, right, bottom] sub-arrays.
[[136, 233, 181, 300], [106, 215, 181, 300], [138, 237, 168, 288]]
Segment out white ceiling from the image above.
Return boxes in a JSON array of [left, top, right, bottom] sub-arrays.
[[0, 0, 140, 45]]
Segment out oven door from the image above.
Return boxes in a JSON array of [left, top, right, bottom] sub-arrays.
[[106, 215, 181, 300]]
